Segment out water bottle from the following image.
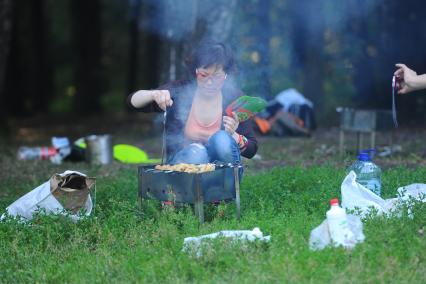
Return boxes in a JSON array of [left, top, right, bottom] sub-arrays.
[[17, 146, 57, 160], [326, 198, 354, 247], [347, 150, 382, 196]]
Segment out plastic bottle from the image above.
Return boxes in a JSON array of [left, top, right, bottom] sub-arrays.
[[17, 146, 57, 160], [326, 198, 354, 247], [347, 150, 382, 196]]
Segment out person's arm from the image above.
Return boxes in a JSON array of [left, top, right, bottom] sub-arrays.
[[222, 112, 258, 158], [235, 118, 258, 159], [128, 90, 173, 111], [394, 63, 426, 94]]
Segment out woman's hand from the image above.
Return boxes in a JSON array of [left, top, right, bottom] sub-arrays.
[[394, 64, 419, 94], [223, 112, 239, 135], [152, 90, 173, 111]]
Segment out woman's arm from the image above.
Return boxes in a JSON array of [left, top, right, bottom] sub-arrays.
[[235, 118, 258, 159], [128, 90, 173, 111]]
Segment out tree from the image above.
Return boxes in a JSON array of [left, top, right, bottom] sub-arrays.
[[70, 0, 103, 113], [157, 0, 198, 83], [289, 1, 326, 119], [127, 0, 141, 96], [3, 0, 52, 117], [136, 0, 163, 89], [0, 0, 13, 125], [255, 0, 271, 99], [199, 0, 237, 43]]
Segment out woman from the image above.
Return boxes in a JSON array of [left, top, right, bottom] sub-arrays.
[[128, 41, 257, 166]]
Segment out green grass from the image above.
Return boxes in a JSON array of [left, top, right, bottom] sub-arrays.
[[0, 161, 425, 283]]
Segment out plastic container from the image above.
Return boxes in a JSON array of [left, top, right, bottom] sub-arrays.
[[17, 146, 57, 160], [326, 198, 354, 247], [347, 150, 382, 196]]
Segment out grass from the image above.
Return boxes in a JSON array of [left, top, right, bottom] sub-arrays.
[[0, 155, 425, 283]]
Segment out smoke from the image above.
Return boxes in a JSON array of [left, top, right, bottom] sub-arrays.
[[136, 0, 236, 43], [323, 0, 385, 33], [135, 0, 195, 41]]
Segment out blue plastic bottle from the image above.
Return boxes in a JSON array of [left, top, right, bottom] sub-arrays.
[[347, 150, 382, 196]]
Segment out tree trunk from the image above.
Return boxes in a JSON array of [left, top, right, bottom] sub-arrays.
[[158, 0, 198, 83], [0, 0, 13, 124], [71, 0, 103, 113], [30, 0, 52, 113], [127, 0, 141, 97], [289, 1, 325, 120], [137, 0, 163, 88], [199, 0, 237, 43], [345, 0, 375, 108], [3, 0, 51, 117], [256, 0, 271, 99]]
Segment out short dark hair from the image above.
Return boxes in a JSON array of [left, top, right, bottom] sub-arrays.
[[186, 40, 236, 76]]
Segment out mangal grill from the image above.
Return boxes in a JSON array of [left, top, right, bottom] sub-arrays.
[[138, 163, 242, 223]]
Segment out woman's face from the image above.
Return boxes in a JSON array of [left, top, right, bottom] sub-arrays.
[[195, 64, 227, 95]]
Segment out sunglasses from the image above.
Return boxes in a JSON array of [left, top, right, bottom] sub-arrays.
[[196, 69, 227, 83]]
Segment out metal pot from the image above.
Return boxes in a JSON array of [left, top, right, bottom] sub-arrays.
[[85, 134, 113, 165]]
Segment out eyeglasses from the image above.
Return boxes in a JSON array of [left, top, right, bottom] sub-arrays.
[[196, 69, 227, 83]]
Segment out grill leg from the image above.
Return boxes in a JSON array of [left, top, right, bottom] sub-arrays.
[[234, 167, 241, 222], [195, 175, 204, 224]]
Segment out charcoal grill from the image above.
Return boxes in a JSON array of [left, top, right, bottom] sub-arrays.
[[138, 164, 242, 223]]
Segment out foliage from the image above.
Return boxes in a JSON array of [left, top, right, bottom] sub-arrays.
[[3, 0, 426, 124], [0, 161, 425, 283]]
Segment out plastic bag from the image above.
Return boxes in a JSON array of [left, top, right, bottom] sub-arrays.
[[1, 170, 95, 222], [183, 227, 271, 257], [309, 214, 365, 250], [51, 137, 72, 164], [341, 171, 426, 217]]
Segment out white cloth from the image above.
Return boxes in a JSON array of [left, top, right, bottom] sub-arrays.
[[183, 228, 271, 257], [275, 88, 313, 111]]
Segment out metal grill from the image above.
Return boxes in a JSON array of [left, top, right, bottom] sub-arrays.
[[138, 163, 242, 223]]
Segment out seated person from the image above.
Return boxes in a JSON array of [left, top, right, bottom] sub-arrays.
[[127, 41, 258, 169]]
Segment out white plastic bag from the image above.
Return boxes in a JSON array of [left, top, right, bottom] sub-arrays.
[[309, 214, 365, 250], [1, 170, 94, 222], [183, 227, 271, 257], [341, 171, 426, 217], [50, 137, 71, 164]]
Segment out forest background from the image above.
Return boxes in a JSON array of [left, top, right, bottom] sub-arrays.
[[0, 0, 426, 132]]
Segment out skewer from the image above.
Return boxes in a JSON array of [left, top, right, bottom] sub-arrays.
[[392, 75, 398, 128], [161, 107, 167, 165]]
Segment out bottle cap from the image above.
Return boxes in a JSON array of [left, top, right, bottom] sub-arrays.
[[330, 198, 339, 206], [358, 149, 376, 161], [358, 151, 371, 161]]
